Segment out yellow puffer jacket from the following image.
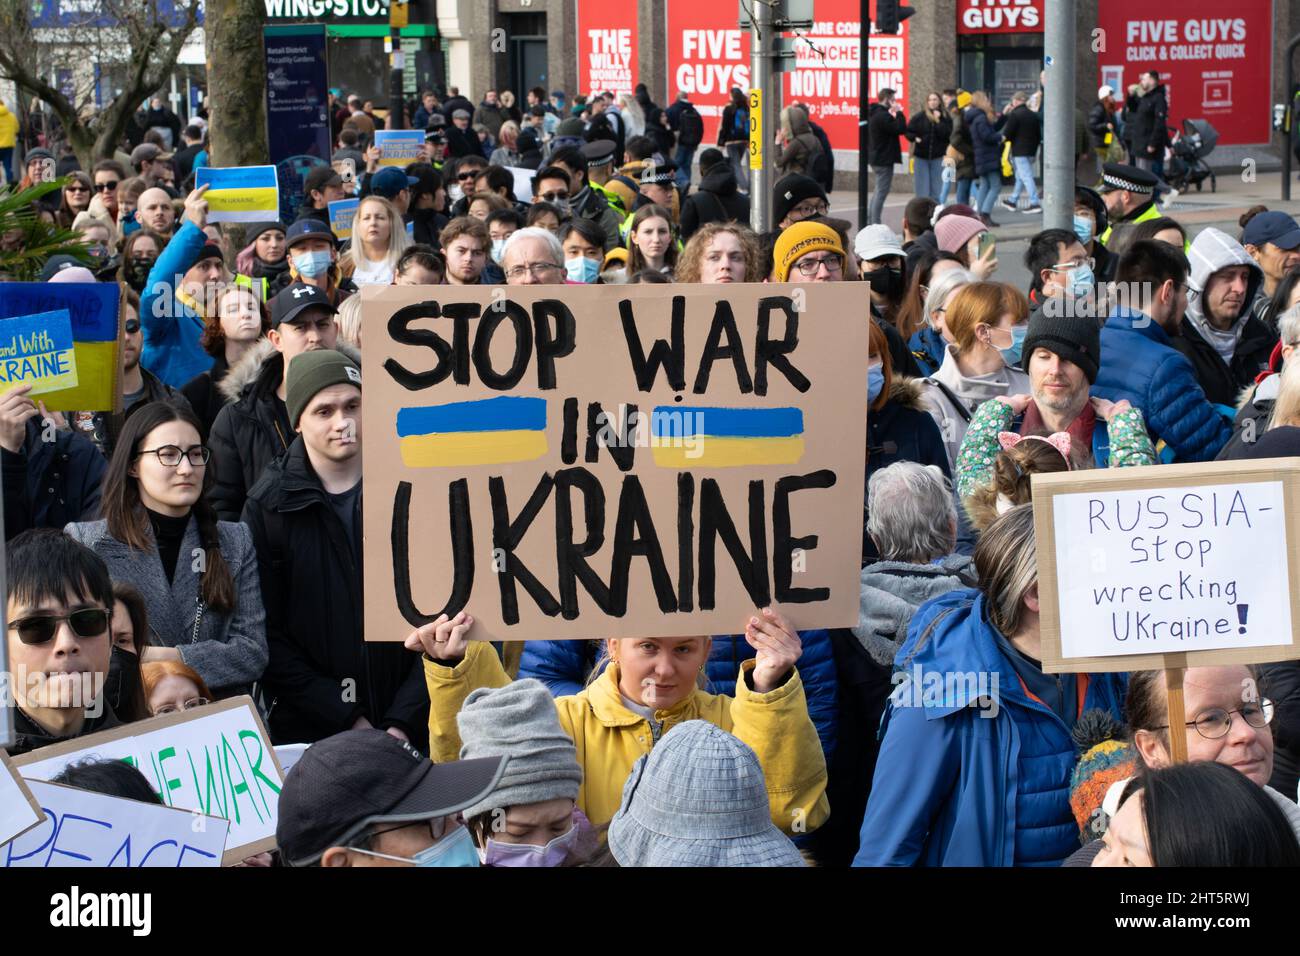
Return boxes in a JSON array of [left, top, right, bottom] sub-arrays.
[[0, 105, 17, 150], [423, 642, 829, 835]]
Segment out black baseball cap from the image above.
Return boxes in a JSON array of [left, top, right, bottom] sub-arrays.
[[304, 165, 344, 197], [276, 729, 506, 866], [285, 218, 336, 250], [270, 282, 338, 328]]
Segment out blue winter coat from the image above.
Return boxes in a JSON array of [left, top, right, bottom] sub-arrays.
[[1092, 307, 1232, 463], [518, 630, 839, 760], [965, 107, 1005, 177], [853, 589, 1126, 867], [141, 220, 212, 389], [908, 326, 947, 378]]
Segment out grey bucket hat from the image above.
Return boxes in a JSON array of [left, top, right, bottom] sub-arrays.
[[607, 720, 806, 867]]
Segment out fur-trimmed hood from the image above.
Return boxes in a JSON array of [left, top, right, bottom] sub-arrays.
[[884, 375, 928, 412], [218, 339, 362, 403]]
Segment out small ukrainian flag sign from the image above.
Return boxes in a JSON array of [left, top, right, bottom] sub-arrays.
[[397, 396, 548, 467], [0, 309, 79, 396], [195, 165, 281, 223], [650, 405, 805, 468]]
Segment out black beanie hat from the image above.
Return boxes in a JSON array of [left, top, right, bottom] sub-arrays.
[[1020, 306, 1101, 385], [772, 174, 827, 225]]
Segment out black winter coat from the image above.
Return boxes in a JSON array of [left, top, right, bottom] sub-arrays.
[[3, 418, 105, 540], [242, 439, 429, 744], [1002, 104, 1042, 157], [718, 102, 749, 146], [1124, 85, 1169, 155], [907, 109, 953, 161], [866, 103, 907, 167], [1172, 318, 1276, 407], [1259, 662, 1300, 799], [1087, 101, 1116, 149], [679, 163, 750, 239], [965, 107, 1006, 177], [181, 354, 231, 440]]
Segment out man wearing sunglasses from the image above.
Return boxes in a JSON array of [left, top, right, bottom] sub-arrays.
[[5, 530, 120, 755], [278, 729, 505, 867], [445, 155, 488, 218]]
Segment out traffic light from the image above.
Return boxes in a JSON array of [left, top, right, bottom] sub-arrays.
[[875, 0, 914, 34]]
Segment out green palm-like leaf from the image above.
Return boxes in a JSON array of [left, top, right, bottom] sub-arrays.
[[0, 178, 95, 282]]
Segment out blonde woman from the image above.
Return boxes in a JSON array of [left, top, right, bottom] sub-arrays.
[[675, 222, 763, 284], [340, 195, 409, 286], [335, 291, 363, 350], [617, 93, 646, 138], [489, 121, 522, 167]]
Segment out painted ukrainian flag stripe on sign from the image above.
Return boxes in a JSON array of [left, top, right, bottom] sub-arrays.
[[397, 396, 548, 467], [194, 166, 281, 222], [649, 405, 805, 468]]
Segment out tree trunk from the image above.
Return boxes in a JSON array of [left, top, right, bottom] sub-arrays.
[[205, 0, 268, 169]]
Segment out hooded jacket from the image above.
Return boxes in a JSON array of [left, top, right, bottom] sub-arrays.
[[866, 102, 907, 168], [65, 517, 268, 694], [864, 378, 952, 564], [1176, 228, 1275, 406], [1124, 84, 1168, 155], [140, 220, 213, 389], [921, 345, 1033, 468], [571, 184, 624, 251], [3, 417, 105, 540], [424, 641, 830, 835], [516, 630, 840, 760], [775, 107, 824, 178], [207, 340, 363, 522], [1092, 306, 1234, 462], [807, 556, 977, 867], [241, 437, 428, 744], [853, 589, 1127, 866], [678, 163, 751, 239]]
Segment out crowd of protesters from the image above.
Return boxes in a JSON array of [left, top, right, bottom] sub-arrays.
[[3, 70, 1300, 872]]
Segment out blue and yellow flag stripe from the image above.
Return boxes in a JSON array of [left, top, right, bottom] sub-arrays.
[[396, 396, 548, 467], [650, 405, 805, 468]]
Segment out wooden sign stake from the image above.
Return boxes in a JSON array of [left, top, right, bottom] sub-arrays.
[[1165, 666, 1188, 764]]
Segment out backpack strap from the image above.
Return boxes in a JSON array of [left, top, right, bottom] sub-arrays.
[[926, 376, 973, 423]]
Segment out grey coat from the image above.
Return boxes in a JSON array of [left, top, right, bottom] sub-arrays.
[[65, 517, 268, 693], [852, 556, 976, 667]]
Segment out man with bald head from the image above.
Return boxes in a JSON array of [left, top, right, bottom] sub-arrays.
[[135, 186, 177, 237], [501, 227, 566, 286]]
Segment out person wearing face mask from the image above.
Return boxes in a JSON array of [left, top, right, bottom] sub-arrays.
[[118, 229, 165, 294], [455, 680, 605, 867], [277, 728, 506, 868], [71, 212, 120, 281], [919, 282, 1032, 468], [559, 218, 606, 283], [409, 607, 829, 837], [70, 286, 187, 460], [1091, 239, 1234, 462], [486, 208, 523, 266], [1024, 228, 1096, 311], [854, 225, 909, 326], [282, 219, 356, 306], [105, 582, 152, 723], [1073, 186, 1115, 284]]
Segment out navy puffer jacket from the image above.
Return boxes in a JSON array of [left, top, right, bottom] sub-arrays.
[[964, 107, 1005, 177], [518, 630, 839, 760]]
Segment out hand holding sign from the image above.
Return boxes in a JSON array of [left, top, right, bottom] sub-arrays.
[[1090, 396, 1131, 422], [995, 393, 1032, 416], [184, 184, 210, 229], [404, 610, 475, 662], [0, 384, 39, 452], [745, 607, 802, 693]]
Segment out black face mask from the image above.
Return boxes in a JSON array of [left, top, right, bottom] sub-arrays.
[[125, 257, 154, 292], [104, 644, 141, 717], [866, 265, 906, 299], [94, 255, 121, 282]]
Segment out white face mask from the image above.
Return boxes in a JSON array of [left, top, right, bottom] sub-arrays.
[[490, 238, 508, 264], [448, 184, 465, 204]]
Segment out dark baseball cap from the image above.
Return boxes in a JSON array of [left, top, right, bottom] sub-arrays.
[[38, 254, 87, 281], [276, 729, 506, 866], [304, 165, 344, 196], [285, 218, 336, 249], [270, 281, 337, 328], [371, 166, 419, 199], [1242, 210, 1300, 251]]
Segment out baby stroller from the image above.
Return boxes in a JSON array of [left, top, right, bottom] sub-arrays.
[[1164, 118, 1218, 193]]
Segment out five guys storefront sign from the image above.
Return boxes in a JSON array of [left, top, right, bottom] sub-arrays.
[[361, 285, 869, 643]]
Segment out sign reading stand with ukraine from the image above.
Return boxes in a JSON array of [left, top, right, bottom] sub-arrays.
[[374, 130, 424, 167], [0, 283, 120, 412], [194, 165, 281, 223], [361, 284, 869, 643]]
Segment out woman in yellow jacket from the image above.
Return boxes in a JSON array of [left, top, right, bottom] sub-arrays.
[[406, 607, 829, 837]]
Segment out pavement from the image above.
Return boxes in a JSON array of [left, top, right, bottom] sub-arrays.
[[823, 170, 1300, 293]]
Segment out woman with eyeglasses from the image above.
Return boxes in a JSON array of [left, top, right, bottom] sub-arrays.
[[55, 171, 94, 229], [1062, 663, 1300, 866], [142, 659, 214, 717], [65, 400, 268, 698]]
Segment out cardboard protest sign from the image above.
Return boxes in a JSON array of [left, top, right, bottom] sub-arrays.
[[328, 197, 359, 241], [374, 130, 424, 167], [0, 282, 120, 412], [1032, 460, 1300, 673], [14, 697, 283, 864], [0, 750, 45, 846], [362, 284, 869, 643], [4, 780, 228, 867], [195, 165, 281, 223], [0, 310, 78, 395]]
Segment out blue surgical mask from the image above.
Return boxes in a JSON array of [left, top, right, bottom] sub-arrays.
[[1067, 263, 1096, 296], [1072, 214, 1094, 246], [490, 238, 507, 264], [867, 364, 885, 403], [293, 249, 332, 279], [348, 822, 480, 868], [565, 256, 599, 283], [999, 325, 1028, 366]]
